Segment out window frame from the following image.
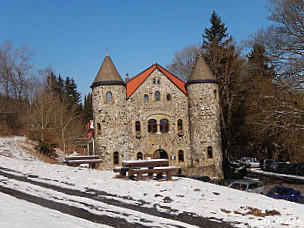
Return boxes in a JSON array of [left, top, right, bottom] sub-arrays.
[[97, 122, 102, 136], [154, 91, 160, 101], [160, 118, 169, 133], [106, 92, 112, 102], [137, 152, 143, 160], [148, 119, 157, 134], [178, 150, 184, 162], [177, 119, 183, 131], [113, 152, 119, 165], [207, 146, 213, 159], [135, 121, 141, 132], [166, 94, 171, 101]]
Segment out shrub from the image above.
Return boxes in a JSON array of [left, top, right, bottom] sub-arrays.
[[35, 140, 58, 157]]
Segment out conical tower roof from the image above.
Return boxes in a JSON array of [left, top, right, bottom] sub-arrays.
[[187, 54, 217, 85], [91, 53, 125, 88]]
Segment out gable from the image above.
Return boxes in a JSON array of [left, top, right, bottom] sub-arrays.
[[126, 64, 187, 98]]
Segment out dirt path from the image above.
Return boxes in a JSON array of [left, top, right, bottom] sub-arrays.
[[0, 166, 233, 228]]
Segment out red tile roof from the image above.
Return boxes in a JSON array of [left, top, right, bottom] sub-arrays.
[[126, 63, 187, 98]]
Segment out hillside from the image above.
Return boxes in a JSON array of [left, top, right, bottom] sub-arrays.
[[0, 136, 304, 228]]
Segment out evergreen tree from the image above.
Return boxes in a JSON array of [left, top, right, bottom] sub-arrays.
[[201, 11, 247, 169], [82, 93, 93, 124], [64, 77, 81, 104], [202, 11, 228, 47], [46, 71, 61, 94], [64, 76, 81, 112], [247, 43, 273, 79], [57, 74, 65, 98], [243, 43, 278, 159]]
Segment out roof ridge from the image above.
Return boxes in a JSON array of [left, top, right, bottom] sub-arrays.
[[126, 64, 156, 83], [155, 63, 186, 83], [126, 63, 187, 98]]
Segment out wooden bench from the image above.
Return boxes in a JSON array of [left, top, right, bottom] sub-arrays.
[[113, 167, 129, 178], [114, 159, 176, 181], [64, 155, 102, 169], [131, 166, 177, 180]]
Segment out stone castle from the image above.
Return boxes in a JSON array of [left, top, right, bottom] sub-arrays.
[[91, 53, 223, 177]]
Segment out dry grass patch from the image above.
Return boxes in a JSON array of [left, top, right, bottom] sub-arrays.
[[234, 206, 280, 217]]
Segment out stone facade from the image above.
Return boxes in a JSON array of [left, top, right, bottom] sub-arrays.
[[91, 54, 223, 178]]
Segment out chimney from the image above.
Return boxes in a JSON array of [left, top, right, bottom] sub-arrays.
[[125, 73, 130, 82]]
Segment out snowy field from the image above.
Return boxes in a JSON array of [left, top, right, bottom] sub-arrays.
[[0, 136, 304, 227]]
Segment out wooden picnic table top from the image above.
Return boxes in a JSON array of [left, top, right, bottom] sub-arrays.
[[64, 155, 99, 161], [66, 159, 102, 164], [122, 159, 169, 167]]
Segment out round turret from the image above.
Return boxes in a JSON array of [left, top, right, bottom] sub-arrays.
[[91, 53, 127, 169], [187, 54, 223, 178]]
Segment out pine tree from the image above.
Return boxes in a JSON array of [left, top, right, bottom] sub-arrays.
[[82, 93, 93, 124], [46, 71, 61, 94], [57, 74, 65, 99], [247, 43, 274, 79], [201, 11, 247, 166], [244, 43, 278, 159], [64, 76, 81, 112], [202, 11, 228, 47]]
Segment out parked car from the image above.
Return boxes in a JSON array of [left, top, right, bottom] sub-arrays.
[[210, 179, 228, 186], [277, 163, 298, 175], [297, 163, 304, 176], [240, 157, 260, 168], [262, 159, 275, 171], [228, 179, 264, 194], [266, 186, 301, 202], [271, 162, 286, 172], [194, 176, 211, 182]]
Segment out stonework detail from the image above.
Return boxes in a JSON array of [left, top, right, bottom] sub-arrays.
[[91, 55, 223, 178]]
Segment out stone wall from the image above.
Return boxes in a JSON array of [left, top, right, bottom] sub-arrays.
[[187, 83, 223, 178], [92, 84, 129, 169], [124, 69, 191, 168], [92, 68, 223, 178]]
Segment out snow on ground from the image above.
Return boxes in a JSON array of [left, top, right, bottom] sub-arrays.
[[0, 136, 38, 161], [0, 192, 111, 228], [1, 136, 304, 227]]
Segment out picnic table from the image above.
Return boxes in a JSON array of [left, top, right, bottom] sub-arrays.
[[64, 155, 102, 168], [113, 159, 176, 180]]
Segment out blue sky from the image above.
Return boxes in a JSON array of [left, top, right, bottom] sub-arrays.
[[0, 0, 270, 99]]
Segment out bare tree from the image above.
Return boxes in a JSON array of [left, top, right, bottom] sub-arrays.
[[166, 44, 201, 81], [28, 91, 58, 141], [249, 0, 304, 162], [53, 100, 82, 152], [0, 40, 33, 100]]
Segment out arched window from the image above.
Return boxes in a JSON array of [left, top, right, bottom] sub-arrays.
[[178, 150, 184, 162], [97, 123, 102, 135], [207, 146, 213, 159], [166, 94, 171, 101], [177, 119, 183, 131], [106, 92, 112, 102], [144, 94, 149, 102], [160, 119, 169, 133], [157, 78, 160, 84], [155, 91, 160, 101], [148, 119, 157, 133], [135, 121, 141, 132], [113, 152, 119, 165], [137, 152, 143, 160], [213, 90, 217, 99]]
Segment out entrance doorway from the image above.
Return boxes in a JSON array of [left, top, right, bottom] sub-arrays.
[[153, 149, 168, 159]]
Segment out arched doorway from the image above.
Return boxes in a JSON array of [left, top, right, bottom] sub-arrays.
[[153, 149, 168, 159]]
